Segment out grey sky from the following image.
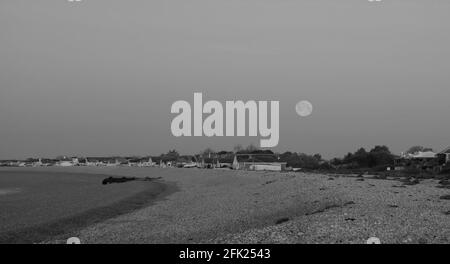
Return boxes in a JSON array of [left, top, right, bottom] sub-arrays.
[[1, 0, 450, 159]]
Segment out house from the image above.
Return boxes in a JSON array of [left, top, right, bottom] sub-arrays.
[[232, 153, 287, 171], [128, 158, 144, 167], [41, 159, 57, 166], [24, 158, 40, 167], [77, 157, 87, 166], [0, 160, 19, 167], [159, 154, 178, 167], [152, 156, 173, 168], [71, 157, 80, 166], [149, 157, 171, 168], [199, 157, 215, 168], [150, 156, 163, 167], [85, 157, 98, 166], [407, 151, 436, 159], [128, 157, 153, 167], [180, 155, 197, 168], [174, 155, 195, 168], [33, 158, 43, 167], [115, 157, 130, 166], [104, 158, 120, 166], [101, 157, 120, 166], [141, 157, 154, 167], [183, 162, 197, 168], [437, 146, 450, 165], [214, 151, 234, 168], [85, 157, 108, 166], [57, 160, 73, 167], [394, 151, 438, 171], [216, 157, 234, 168]]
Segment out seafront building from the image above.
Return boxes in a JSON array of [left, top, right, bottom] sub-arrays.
[[232, 153, 287, 171]]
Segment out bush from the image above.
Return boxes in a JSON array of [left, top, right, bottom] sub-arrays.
[[403, 167, 422, 175], [439, 164, 450, 175], [335, 146, 395, 170], [372, 165, 389, 172], [318, 162, 334, 171]]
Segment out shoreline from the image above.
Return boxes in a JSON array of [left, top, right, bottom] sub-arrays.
[[0, 169, 177, 244]]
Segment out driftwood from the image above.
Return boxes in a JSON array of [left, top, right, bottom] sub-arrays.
[[102, 176, 162, 185]]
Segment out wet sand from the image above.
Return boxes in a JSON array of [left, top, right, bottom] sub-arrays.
[[0, 169, 173, 243]]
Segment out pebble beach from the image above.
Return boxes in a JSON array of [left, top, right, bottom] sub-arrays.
[[29, 166, 450, 244]]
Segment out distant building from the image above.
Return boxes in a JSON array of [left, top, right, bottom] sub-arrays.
[[199, 157, 214, 168], [33, 158, 43, 167], [128, 157, 154, 167], [0, 160, 20, 167], [405, 151, 436, 159], [115, 157, 130, 166], [394, 151, 438, 171], [72, 157, 80, 166], [437, 146, 450, 166], [214, 152, 234, 168], [85, 157, 113, 166], [41, 158, 57, 166], [232, 153, 287, 171], [57, 161, 73, 167], [216, 157, 234, 168], [86, 157, 101, 166], [173, 155, 195, 168]]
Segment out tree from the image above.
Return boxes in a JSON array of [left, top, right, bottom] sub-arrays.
[[246, 144, 259, 152], [336, 145, 394, 169], [162, 149, 179, 162], [368, 145, 394, 167], [279, 151, 293, 162], [297, 153, 320, 169], [343, 152, 354, 164], [278, 152, 321, 169], [353, 148, 369, 167], [313, 154, 322, 162], [233, 144, 243, 153], [371, 146, 390, 153], [330, 158, 343, 166], [201, 148, 215, 158]]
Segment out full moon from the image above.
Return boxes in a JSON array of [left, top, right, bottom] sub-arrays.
[[295, 100, 313, 117]]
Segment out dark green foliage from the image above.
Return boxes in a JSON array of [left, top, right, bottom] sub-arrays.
[[160, 149, 180, 162], [337, 145, 394, 169], [439, 164, 450, 175], [279, 152, 322, 169]]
